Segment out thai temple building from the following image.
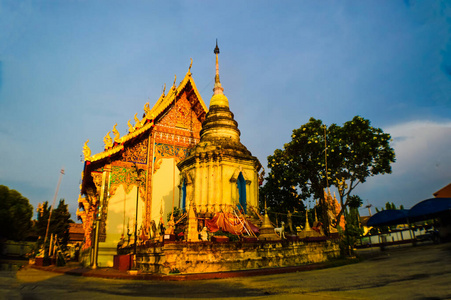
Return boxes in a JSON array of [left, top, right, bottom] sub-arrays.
[[77, 61, 208, 266], [77, 43, 340, 272]]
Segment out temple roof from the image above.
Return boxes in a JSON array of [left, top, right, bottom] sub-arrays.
[[149, 67, 208, 124], [83, 64, 207, 164]]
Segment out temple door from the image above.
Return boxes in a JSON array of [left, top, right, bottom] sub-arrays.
[[237, 172, 247, 214], [181, 179, 187, 212]]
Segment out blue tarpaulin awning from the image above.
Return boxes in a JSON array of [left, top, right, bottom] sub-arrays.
[[367, 209, 409, 227], [408, 198, 451, 222], [366, 198, 451, 227]]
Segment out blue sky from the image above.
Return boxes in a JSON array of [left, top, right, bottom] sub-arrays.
[[1, 0, 450, 219]]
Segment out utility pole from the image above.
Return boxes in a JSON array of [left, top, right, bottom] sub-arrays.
[[44, 168, 65, 245], [365, 201, 373, 216]]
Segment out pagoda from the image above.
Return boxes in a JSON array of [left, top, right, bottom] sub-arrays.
[[177, 42, 262, 241]]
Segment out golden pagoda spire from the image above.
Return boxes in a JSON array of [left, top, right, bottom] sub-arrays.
[[213, 39, 224, 95], [210, 40, 229, 107]]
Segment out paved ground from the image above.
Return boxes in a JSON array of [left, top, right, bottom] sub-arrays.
[[1, 242, 450, 300]]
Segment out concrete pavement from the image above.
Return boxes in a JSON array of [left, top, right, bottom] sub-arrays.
[[1, 242, 450, 299]]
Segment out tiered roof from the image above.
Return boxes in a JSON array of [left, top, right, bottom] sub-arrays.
[[82, 64, 207, 165]]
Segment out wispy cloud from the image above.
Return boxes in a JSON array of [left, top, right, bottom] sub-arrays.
[[357, 120, 451, 212]]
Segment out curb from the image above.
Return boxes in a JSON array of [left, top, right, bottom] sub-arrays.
[[29, 260, 352, 281]]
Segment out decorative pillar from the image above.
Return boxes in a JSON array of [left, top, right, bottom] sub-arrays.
[[200, 154, 207, 212], [215, 156, 221, 209], [230, 177, 237, 209], [208, 153, 214, 210], [245, 179, 251, 214], [194, 155, 201, 211]]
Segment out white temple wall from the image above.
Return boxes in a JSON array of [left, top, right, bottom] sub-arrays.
[[97, 184, 144, 267], [151, 158, 180, 226], [104, 185, 144, 246]]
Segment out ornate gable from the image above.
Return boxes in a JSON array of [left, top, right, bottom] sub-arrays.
[[82, 66, 207, 166]]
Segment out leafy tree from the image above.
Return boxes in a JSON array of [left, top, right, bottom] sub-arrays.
[[375, 202, 405, 213], [347, 195, 364, 211], [339, 195, 364, 256], [0, 185, 33, 241], [262, 116, 395, 231], [34, 199, 72, 250], [263, 118, 331, 214], [330, 116, 395, 223]]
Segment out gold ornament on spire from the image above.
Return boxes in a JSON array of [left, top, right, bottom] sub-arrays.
[[83, 139, 91, 160], [189, 58, 193, 73], [112, 123, 121, 143], [103, 131, 113, 149], [172, 74, 177, 89]]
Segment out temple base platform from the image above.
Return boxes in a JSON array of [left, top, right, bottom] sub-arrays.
[[121, 238, 340, 275]]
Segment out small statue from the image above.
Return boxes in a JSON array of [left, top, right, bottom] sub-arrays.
[[139, 225, 149, 244], [165, 214, 175, 235], [159, 223, 165, 236], [274, 221, 285, 239], [150, 220, 157, 239], [200, 227, 208, 241]]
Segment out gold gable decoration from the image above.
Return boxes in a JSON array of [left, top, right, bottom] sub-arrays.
[[104, 132, 113, 149], [112, 123, 121, 143], [127, 120, 135, 133], [122, 139, 148, 164], [82, 59, 207, 164], [109, 165, 147, 200], [83, 140, 91, 161], [133, 113, 142, 130]]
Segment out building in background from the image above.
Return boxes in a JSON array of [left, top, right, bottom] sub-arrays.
[[433, 182, 451, 198]]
